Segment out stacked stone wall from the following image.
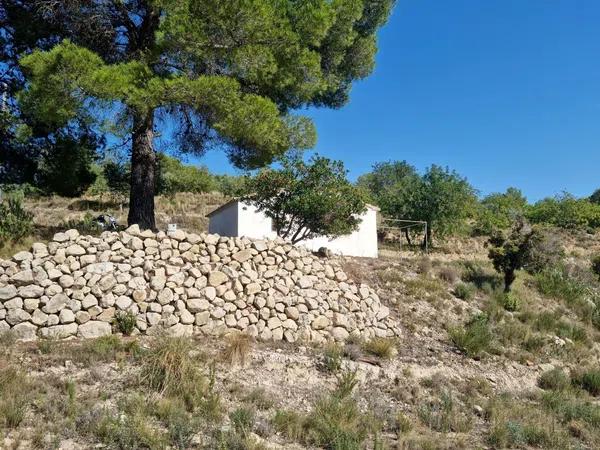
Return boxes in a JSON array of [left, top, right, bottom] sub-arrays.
[[0, 226, 398, 342]]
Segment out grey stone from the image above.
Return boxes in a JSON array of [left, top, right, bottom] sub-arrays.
[[0, 285, 17, 300], [78, 321, 111, 339], [208, 271, 228, 287]]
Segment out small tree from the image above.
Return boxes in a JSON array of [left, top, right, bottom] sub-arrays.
[[244, 156, 366, 244], [475, 187, 528, 235], [411, 165, 477, 246], [487, 218, 560, 292]]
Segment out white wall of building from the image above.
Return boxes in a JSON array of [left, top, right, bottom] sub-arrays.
[[236, 202, 277, 240], [207, 201, 378, 258], [298, 208, 378, 258], [207, 201, 238, 236]]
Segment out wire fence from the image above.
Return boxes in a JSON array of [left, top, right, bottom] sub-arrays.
[[378, 218, 428, 252]]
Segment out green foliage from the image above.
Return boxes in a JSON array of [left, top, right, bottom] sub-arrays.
[[230, 407, 256, 434], [356, 160, 420, 219], [17, 0, 392, 203], [475, 187, 528, 235], [527, 192, 600, 230], [156, 154, 216, 195], [590, 188, 600, 205], [321, 343, 344, 373], [488, 219, 559, 292], [0, 193, 34, 246], [572, 369, 600, 396], [103, 160, 131, 198], [37, 131, 98, 196], [244, 156, 367, 243], [359, 162, 477, 245], [538, 368, 571, 392], [449, 314, 493, 358], [454, 282, 476, 301], [502, 292, 521, 312], [417, 391, 472, 433], [114, 310, 137, 336]]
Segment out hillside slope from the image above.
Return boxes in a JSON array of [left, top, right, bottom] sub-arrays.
[[1, 195, 600, 449]]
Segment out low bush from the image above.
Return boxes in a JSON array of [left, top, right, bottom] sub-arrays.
[[321, 343, 344, 373], [230, 407, 256, 434], [572, 368, 600, 396], [272, 410, 306, 441], [272, 370, 382, 449], [85, 405, 167, 449], [502, 292, 520, 312], [538, 368, 570, 392], [454, 282, 476, 301], [449, 314, 493, 358], [243, 387, 274, 411], [114, 310, 137, 335], [417, 391, 472, 433], [362, 338, 396, 359], [0, 194, 33, 246], [437, 266, 459, 283], [487, 395, 571, 449]]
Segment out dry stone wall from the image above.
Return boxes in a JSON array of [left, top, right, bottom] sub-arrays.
[[0, 226, 398, 342]]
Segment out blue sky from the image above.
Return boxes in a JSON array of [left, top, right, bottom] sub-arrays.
[[199, 0, 600, 202]]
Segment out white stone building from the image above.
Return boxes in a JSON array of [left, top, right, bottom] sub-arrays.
[[207, 199, 379, 258]]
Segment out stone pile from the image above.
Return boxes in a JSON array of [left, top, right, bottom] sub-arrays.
[[0, 226, 398, 342]]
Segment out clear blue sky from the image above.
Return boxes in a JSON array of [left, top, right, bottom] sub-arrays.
[[199, 0, 600, 202]]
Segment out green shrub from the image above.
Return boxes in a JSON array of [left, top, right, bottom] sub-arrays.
[[417, 391, 472, 433], [572, 369, 600, 396], [0, 194, 33, 246], [230, 407, 256, 434], [272, 410, 305, 441], [86, 407, 167, 449], [449, 314, 493, 358], [154, 398, 200, 450], [502, 292, 520, 312], [535, 267, 588, 305], [527, 193, 600, 230], [321, 344, 344, 373], [538, 368, 570, 391], [541, 390, 600, 428], [114, 310, 137, 335], [243, 387, 274, 411], [454, 282, 475, 301]]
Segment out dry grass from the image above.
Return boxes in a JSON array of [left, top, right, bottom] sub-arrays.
[[362, 337, 396, 359], [140, 336, 206, 408], [221, 332, 254, 366], [22, 191, 228, 235]]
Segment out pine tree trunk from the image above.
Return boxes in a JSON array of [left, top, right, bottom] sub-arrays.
[[128, 111, 156, 230]]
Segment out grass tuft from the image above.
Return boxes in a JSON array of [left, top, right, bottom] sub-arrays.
[[449, 314, 493, 358], [362, 337, 396, 359], [221, 332, 253, 366], [140, 336, 206, 409]]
